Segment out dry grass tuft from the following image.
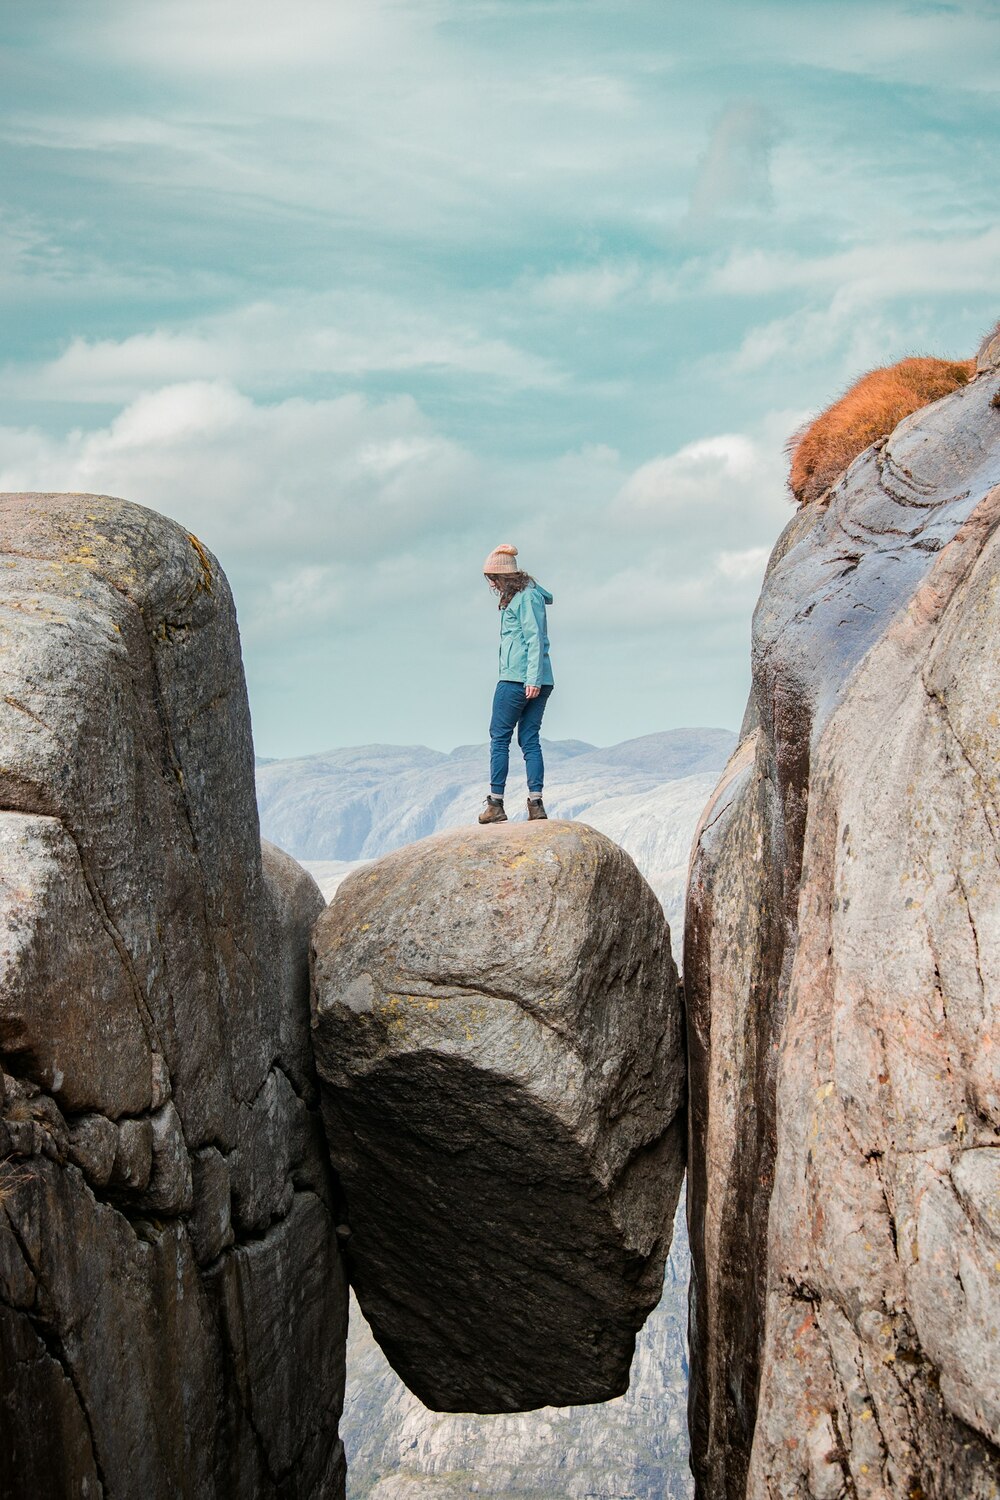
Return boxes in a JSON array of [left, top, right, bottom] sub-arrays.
[[788, 356, 976, 506], [0, 1158, 34, 1207], [978, 318, 1000, 365]]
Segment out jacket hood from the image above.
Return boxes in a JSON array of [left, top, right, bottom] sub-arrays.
[[501, 581, 552, 608]]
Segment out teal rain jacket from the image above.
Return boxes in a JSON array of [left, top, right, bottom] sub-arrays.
[[498, 583, 554, 688]]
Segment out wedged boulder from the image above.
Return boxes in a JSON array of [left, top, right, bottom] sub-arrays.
[[311, 819, 686, 1413], [0, 493, 347, 1498], [686, 344, 1000, 1496]]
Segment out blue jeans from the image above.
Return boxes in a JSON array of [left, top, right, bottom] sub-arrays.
[[489, 681, 554, 796]]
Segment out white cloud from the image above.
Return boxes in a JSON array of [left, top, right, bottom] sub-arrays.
[[0, 382, 478, 581], [34, 331, 216, 395], [99, 0, 413, 76], [519, 256, 700, 310], [1, 296, 562, 403], [265, 564, 340, 629], [536, 423, 794, 633], [717, 545, 771, 580], [557, 547, 771, 632], [726, 288, 886, 376], [710, 226, 1000, 302], [616, 435, 765, 517], [704, 228, 1000, 383], [84, 0, 1000, 100], [712, 0, 1000, 95], [529, 262, 643, 309], [5, 2, 702, 254], [1, 112, 230, 157], [724, 289, 983, 386]]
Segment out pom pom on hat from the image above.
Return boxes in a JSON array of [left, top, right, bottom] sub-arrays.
[[482, 543, 520, 575]]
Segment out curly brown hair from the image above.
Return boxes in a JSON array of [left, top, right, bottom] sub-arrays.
[[486, 570, 535, 609]]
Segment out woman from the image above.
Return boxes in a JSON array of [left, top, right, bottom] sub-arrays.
[[478, 543, 554, 825]]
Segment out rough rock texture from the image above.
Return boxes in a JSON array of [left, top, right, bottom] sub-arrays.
[[685, 352, 1000, 1496], [0, 493, 347, 1498], [312, 820, 686, 1414], [341, 1194, 693, 1500]]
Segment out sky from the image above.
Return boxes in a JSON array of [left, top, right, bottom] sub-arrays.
[[1, 0, 998, 757]]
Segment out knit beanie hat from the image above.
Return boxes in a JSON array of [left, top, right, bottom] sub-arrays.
[[482, 543, 520, 575]]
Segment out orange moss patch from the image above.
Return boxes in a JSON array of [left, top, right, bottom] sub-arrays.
[[788, 356, 976, 506], [187, 532, 214, 592]]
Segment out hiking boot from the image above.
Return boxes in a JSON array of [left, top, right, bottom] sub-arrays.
[[478, 796, 508, 825], [527, 796, 548, 820]]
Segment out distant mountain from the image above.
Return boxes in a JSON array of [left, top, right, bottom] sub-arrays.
[[343, 1199, 692, 1500], [562, 727, 738, 780], [255, 728, 736, 931]]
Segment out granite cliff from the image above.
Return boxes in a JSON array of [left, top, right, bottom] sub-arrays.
[[685, 332, 1000, 1498], [0, 493, 348, 1497]]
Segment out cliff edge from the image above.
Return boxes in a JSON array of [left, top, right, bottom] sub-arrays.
[[0, 493, 347, 1498], [685, 339, 1000, 1498]]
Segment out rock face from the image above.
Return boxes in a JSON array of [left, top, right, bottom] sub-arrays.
[[685, 351, 1000, 1495], [312, 820, 686, 1414], [0, 494, 347, 1497], [341, 1194, 693, 1500]]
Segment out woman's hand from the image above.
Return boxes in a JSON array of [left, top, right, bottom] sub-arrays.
[[525, 684, 541, 700]]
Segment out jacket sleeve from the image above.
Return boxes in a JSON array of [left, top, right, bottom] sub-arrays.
[[519, 590, 547, 687]]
